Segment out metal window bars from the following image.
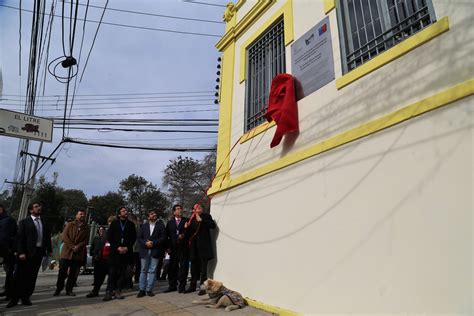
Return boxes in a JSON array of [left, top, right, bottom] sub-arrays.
[[338, 0, 436, 73], [245, 18, 286, 132]]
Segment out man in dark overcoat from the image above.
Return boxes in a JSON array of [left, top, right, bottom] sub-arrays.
[[103, 207, 136, 301]]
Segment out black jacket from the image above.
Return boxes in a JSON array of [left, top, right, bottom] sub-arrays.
[[17, 216, 52, 258], [107, 217, 136, 263], [187, 213, 216, 261], [137, 220, 166, 259], [0, 213, 17, 257], [90, 234, 107, 262], [165, 216, 189, 251]]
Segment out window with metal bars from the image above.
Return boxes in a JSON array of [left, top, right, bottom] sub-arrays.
[[245, 18, 286, 132], [336, 0, 437, 74]]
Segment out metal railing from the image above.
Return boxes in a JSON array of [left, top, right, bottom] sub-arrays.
[[245, 18, 286, 132], [338, 0, 436, 73]]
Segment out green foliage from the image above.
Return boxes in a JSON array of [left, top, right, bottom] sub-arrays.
[[119, 174, 170, 220], [162, 153, 216, 213], [88, 191, 126, 224]]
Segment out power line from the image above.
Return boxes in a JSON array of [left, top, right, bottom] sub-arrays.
[[63, 137, 216, 152], [4, 94, 215, 101], [58, 127, 217, 133], [0, 4, 222, 38], [46, 109, 218, 117], [63, 0, 224, 24], [1, 90, 214, 97], [0, 98, 215, 107], [181, 1, 226, 8], [1, 103, 217, 111]]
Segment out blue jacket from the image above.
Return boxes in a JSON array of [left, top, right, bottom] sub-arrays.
[[137, 220, 166, 259]]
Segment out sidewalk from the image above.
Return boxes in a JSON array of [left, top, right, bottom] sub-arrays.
[[0, 273, 274, 316]]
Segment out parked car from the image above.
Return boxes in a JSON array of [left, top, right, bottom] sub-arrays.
[[80, 245, 94, 275]]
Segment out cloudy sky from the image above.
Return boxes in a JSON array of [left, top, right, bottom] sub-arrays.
[[0, 0, 229, 197]]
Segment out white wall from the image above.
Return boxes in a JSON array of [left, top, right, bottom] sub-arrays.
[[210, 0, 473, 314], [211, 98, 472, 314]]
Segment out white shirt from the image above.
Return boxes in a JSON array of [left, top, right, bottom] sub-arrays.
[[149, 221, 156, 236], [31, 215, 43, 247]]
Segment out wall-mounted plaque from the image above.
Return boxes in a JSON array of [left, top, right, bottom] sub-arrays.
[[291, 16, 335, 101]]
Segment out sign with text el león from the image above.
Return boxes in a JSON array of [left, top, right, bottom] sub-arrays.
[[0, 108, 53, 142]]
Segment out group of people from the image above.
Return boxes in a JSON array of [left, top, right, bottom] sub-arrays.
[[0, 201, 216, 309]]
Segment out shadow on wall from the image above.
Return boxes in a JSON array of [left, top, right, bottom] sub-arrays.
[[207, 225, 220, 279]]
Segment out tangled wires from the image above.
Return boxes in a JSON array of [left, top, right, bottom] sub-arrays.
[[47, 55, 78, 83]]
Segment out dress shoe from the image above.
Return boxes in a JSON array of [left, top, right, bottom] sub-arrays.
[[0, 290, 6, 297], [86, 291, 98, 298], [184, 287, 196, 294], [66, 291, 76, 296], [146, 291, 154, 297], [178, 288, 185, 293], [53, 290, 61, 296], [197, 289, 206, 296], [115, 291, 124, 300], [22, 298, 32, 306], [103, 292, 113, 302], [6, 298, 18, 308], [163, 287, 177, 293], [136, 291, 146, 298]]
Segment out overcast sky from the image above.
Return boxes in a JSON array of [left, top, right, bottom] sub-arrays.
[[0, 0, 229, 197]]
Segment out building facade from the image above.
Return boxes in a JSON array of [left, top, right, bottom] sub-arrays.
[[209, 0, 473, 314]]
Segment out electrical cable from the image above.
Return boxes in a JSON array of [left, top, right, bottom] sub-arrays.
[[62, 0, 224, 24], [0, 4, 222, 38], [181, 1, 226, 8], [58, 127, 217, 133], [2, 90, 215, 97], [63, 138, 216, 152]]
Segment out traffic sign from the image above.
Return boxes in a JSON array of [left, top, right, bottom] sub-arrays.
[[0, 108, 53, 142]]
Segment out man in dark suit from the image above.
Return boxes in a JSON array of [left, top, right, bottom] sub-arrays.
[[136, 210, 165, 297], [7, 202, 52, 308], [164, 204, 189, 293], [0, 204, 17, 300], [103, 207, 136, 301], [184, 204, 216, 295]]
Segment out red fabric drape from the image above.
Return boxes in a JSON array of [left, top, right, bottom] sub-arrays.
[[265, 74, 299, 148]]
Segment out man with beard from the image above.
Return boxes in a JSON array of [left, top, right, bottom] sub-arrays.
[[54, 209, 90, 296], [103, 207, 136, 301], [164, 204, 189, 293], [7, 202, 52, 308]]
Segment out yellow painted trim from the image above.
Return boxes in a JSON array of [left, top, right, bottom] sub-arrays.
[[236, 0, 246, 10], [214, 41, 237, 187], [239, 121, 276, 144], [336, 16, 450, 90], [216, 0, 276, 51], [239, 0, 294, 83], [245, 297, 301, 316], [324, 0, 336, 14], [208, 79, 474, 195]]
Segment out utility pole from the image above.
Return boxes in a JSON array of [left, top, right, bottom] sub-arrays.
[[17, 142, 53, 220]]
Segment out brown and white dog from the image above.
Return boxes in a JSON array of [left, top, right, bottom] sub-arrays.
[[192, 279, 246, 312]]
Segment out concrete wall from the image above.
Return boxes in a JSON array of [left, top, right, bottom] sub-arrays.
[[210, 0, 473, 314]]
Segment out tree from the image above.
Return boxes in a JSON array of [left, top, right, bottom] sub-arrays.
[[33, 180, 65, 233], [141, 183, 170, 220], [163, 156, 206, 212], [62, 189, 88, 213], [119, 175, 169, 219], [88, 191, 126, 224]]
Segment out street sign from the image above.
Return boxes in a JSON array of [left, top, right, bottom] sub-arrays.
[[0, 108, 53, 142]]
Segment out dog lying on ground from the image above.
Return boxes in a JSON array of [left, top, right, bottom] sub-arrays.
[[192, 279, 246, 312]]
